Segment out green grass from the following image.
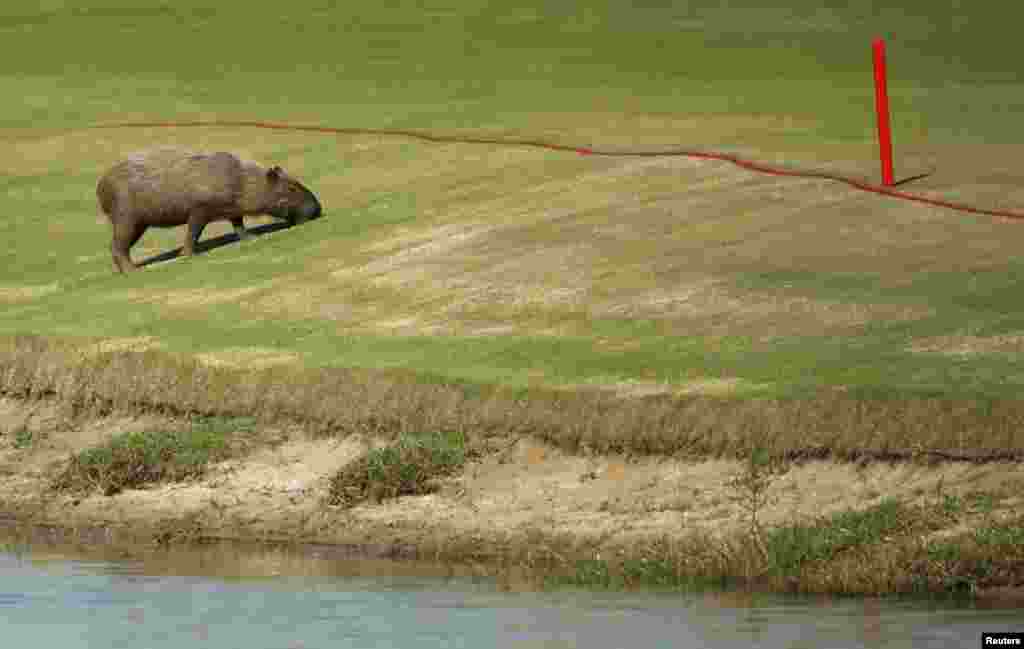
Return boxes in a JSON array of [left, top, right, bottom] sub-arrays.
[[544, 557, 734, 592], [3, 0, 1024, 408], [52, 417, 250, 495], [11, 427, 35, 450], [540, 492, 1024, 595], [2, 1, 1022, 145], [326, 431, 469, 507], [918, 516, 1024, 594], [765, 499, 909, 576]]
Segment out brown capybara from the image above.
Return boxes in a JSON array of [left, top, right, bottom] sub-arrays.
[[96, 147, 323, 273]]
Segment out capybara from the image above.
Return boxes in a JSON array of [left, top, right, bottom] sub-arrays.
[[96, 147, 323, 273]]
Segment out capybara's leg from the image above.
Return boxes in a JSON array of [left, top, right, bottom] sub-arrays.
[[230, 217, 251, 240], [191, 223, 207, 248], [111, 220, 145, 273], [184, 211, 207, 257]]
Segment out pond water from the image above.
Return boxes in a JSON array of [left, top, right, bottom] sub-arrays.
[[0, 538, 1020, 649]]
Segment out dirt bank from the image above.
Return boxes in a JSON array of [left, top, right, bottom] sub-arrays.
[[1, 397, 1022, 598]]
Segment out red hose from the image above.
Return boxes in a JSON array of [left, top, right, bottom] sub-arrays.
[[77, 120, 1024, 221]]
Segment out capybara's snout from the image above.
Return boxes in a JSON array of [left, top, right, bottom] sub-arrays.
[[293, 195, 322, 223]]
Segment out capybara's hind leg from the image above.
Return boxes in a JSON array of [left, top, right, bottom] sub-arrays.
[[230, 217, 251, 240], [111, 220, 146, 273], [190, 223, 207, 249]]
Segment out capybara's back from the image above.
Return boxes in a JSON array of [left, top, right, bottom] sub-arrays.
[[97, 147, 243, 228]]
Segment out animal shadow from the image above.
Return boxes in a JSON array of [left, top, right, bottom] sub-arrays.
[[138, 221, 293, 268]]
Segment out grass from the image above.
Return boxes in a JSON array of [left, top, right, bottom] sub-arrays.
[[0, 1, 1023, 595], [5, 127, 1024, 402], [2, 1, 1022, 148], [763, 499, 910, 576], [2, 335, 1023, 462], [326, 430, 469, 507], [532, 452, 1022, 594], [539, 495, 1023, 596], [12, 427, 35, 450], [3, 0, 1024, 402], [52, 416, 252, 496]]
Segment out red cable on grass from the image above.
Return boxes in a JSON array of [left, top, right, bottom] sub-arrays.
[[81, 120, 1024, 221]]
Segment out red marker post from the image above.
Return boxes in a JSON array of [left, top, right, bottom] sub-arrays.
[[872, 38, 895, 186]]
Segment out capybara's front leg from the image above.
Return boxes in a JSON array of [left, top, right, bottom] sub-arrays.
[[184, 211, 207, 257], [111, 220, 145, 273]]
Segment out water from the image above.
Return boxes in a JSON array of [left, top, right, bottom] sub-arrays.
[[0, 541, 1020, 649]]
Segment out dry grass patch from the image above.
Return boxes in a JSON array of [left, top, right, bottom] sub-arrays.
[[76, 336, 164, 358], [336, 221, 502, 287], [910, 333, 1024, 357], [0, 283, 60, 303], [194, 347, 301, 370], [90, 282, 278, 316], [571, 377, 773, 400], [160, 284, 274, 308], [675, 378, 774, 397], [596, 282, 933, 326], [362, 317, 519, 338]]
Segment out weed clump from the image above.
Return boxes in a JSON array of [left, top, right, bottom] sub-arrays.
[[326, 431, 468, 508], [52, 418, 246, 496], [763, 498, 910, 577], [12, 427, 35, 449]]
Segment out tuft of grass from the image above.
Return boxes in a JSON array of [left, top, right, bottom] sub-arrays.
[[536, 495, 1022, 595], [0, 540, 30, 559], [545, 555, 734, 592], [53, 420, 232, 496], [912, 516, 1024, 595], [12, 426, 34, 449], [188, 415, 257, 436], [326, 431, 468, 508], [763, 499, 910, 577]]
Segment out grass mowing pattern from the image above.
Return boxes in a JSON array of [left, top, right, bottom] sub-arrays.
[[2, 3, 1024, 458], [327, 431, 468, 508], [3, 0, 1023, 147], [52, 416, 252, 496]]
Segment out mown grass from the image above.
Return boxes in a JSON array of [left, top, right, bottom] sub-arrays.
[[1, 1, 1024, 409], [326, 430, 468, 508], [2, 0, 1023, 148], [5, 137, 1024, 402], [52, 416, 253, 496]]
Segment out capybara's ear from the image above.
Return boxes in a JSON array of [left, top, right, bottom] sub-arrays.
[[267, 166, 283, 181]]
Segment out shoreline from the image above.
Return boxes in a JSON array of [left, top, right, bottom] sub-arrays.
[[2, 513, 1023, 607], [2, 395, 1022, 599]]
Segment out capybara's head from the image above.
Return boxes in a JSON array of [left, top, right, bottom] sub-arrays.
[[265, 166, 322, 224]]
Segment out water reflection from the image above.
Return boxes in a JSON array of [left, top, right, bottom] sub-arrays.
[[0, 537, 1020, 649]]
